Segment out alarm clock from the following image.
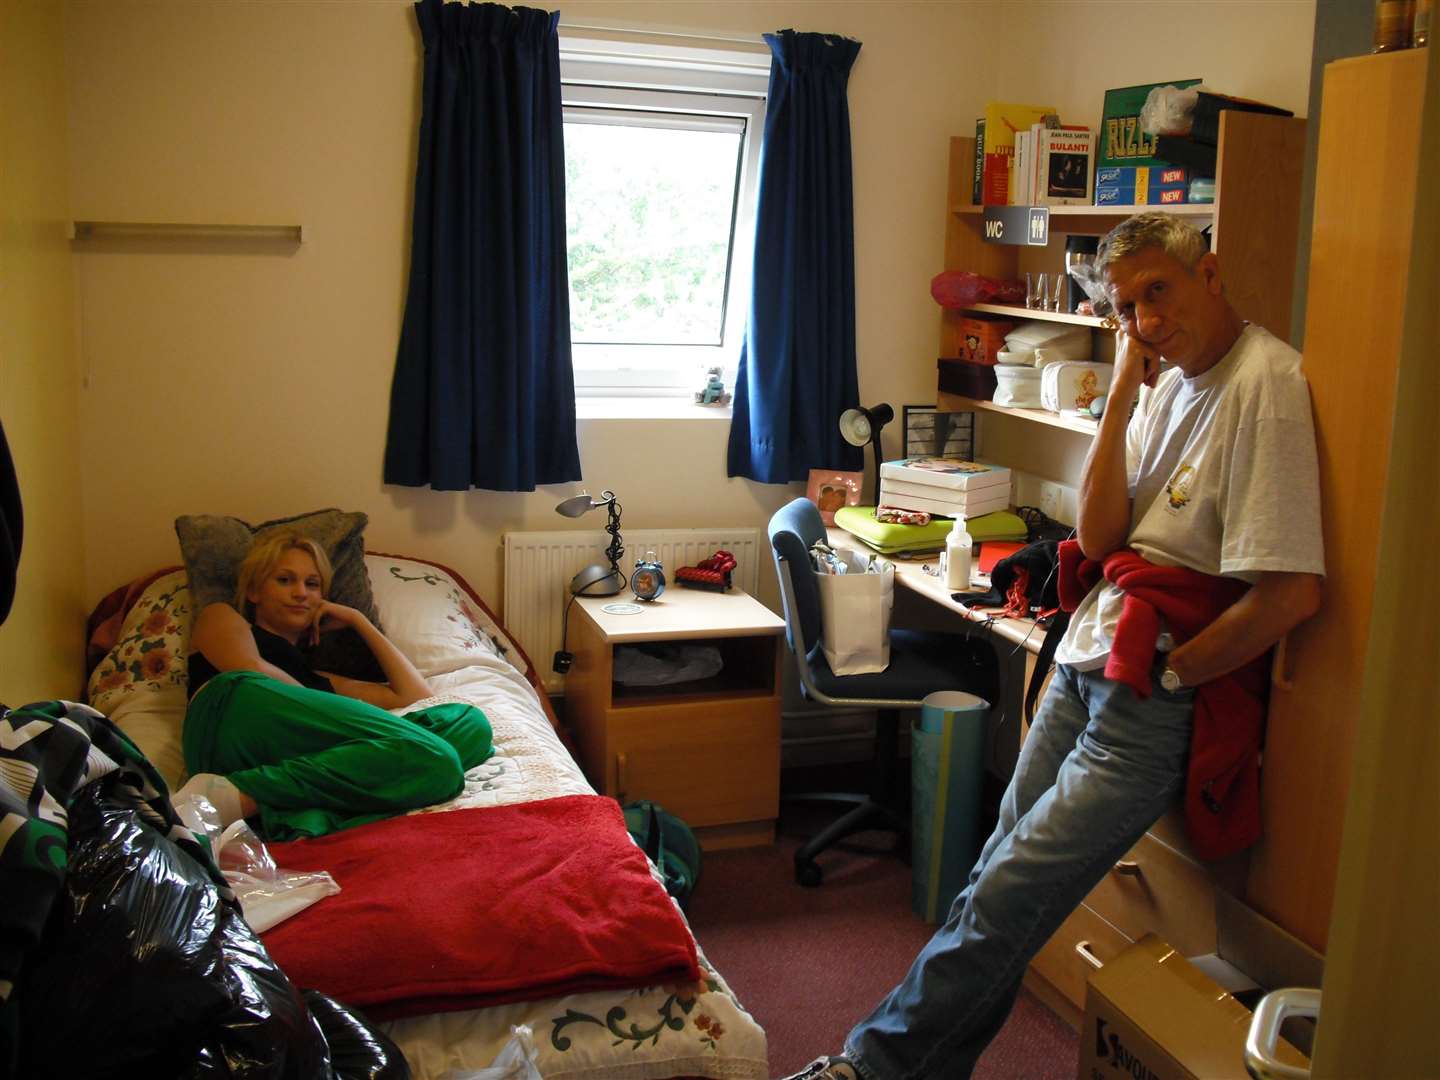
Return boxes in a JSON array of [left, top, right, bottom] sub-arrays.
[[630, 551, 666, 601]]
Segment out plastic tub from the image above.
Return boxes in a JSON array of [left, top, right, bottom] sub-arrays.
[[994, 364, 1044, 408]]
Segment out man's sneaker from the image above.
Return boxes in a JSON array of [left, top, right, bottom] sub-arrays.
[[778, 1055, 859, 1080]]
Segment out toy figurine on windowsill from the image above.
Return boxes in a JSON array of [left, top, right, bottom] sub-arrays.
[[695, 367, 732, 407]]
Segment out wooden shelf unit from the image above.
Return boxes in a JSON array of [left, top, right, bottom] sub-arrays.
[[940, 109, 1308, 378]]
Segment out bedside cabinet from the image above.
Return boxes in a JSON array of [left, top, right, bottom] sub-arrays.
[[564, 586, 785, 850]]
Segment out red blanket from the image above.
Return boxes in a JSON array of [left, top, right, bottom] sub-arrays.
[[261, 795, 700, 1019]]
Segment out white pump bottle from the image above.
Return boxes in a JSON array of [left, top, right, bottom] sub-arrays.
[[945, 514, 973, 592]]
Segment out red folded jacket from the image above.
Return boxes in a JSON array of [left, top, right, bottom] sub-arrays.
[[262, 795, 700, 1019]]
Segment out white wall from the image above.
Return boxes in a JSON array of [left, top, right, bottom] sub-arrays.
[[0, 0, 87, 702], [58, 0, 1316, 653], [62, 0, 1002, 619]]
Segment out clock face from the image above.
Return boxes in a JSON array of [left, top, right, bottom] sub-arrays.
[[631, 567, 665, 601]]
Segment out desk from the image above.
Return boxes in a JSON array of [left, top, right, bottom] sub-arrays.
[[825, 525, 1044, 654], [827, 525, 1051, 776]]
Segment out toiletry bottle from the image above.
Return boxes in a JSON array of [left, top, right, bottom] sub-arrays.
[[945, 515, 973, 592]]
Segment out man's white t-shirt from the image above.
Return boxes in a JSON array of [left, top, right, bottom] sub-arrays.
[[1056, 324, 1326, 671]]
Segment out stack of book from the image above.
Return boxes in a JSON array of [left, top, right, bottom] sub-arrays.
[[878, 458, 1012, 519]]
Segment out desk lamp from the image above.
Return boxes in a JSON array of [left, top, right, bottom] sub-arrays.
[[555, 489, 625, 596], [838, 403, 894, 505]]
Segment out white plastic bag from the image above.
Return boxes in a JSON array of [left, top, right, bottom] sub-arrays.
[[438, 1026, 543, 1080], [815, 547, 894, 675], [174, 792, 341, 933]]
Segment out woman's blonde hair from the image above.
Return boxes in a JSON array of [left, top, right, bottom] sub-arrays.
[[233, 531, 333, 612]]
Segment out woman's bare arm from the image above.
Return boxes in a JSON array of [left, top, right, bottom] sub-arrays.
[[190, 602, 302, 686], [311, 601, 431, 710]]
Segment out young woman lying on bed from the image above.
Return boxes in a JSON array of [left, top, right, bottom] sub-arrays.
[[176, 530, 494, 840]]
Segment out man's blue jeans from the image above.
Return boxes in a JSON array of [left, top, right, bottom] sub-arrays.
[[844, 661, 1196, 1079]]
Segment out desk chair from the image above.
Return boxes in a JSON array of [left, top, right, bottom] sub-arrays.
[[768, 497, 996, 886]]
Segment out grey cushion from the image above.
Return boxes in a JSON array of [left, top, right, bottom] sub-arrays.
[[175, 508, 383, 681]]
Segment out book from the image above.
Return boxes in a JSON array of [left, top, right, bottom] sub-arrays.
[[971, 118, 985, 204], [981, 102, 1058, 206], [1012, 130, 1029, 206], [1097, 79, 1203, 169], [878, 486, 1011, 520], [880, 457, 1012, 493], [1035, 127, 1095, 205], [880, 475, 1012, 505]]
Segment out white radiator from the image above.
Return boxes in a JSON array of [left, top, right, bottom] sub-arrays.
[[503, 527, 761, 692]]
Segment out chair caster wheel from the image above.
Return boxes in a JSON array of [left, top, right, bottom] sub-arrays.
[[795, 858, 823, 888]]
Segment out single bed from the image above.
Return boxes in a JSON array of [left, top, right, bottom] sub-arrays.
[[86, 548, 768, 1080]]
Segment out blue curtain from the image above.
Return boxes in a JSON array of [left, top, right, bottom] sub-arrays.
[[727, 30, 864, 484], [384, 0, 581, 492]]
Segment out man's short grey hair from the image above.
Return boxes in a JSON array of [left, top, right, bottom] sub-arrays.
[[1095, 211, 1209, 276]]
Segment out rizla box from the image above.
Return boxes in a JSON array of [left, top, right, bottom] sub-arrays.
[[1080, 935, 1308, 1080]]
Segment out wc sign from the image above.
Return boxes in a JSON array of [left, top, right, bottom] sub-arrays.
[[981, 206, 1050, 246]]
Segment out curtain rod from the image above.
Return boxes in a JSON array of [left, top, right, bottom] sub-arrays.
[[557, 20, 770, 55]]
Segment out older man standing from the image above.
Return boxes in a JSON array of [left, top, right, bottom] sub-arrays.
[[784, 212, 1326, 1080]]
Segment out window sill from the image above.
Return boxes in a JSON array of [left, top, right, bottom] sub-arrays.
[[575, 397, 733, 421]]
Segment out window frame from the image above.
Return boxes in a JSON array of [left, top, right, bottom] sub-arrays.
[[558, 32, 769, 398]]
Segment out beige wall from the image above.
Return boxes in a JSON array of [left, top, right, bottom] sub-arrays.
[[55, 0, 1316, 654], [63, 0, 1000, 620], [0, 0, 87, 702], [979, 0, 1317, 487]]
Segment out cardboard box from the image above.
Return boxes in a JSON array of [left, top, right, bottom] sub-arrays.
[[959, 316, 1019, 365], [1080, 935, 1309, 1080], [937, 357, 998, 401], [1098, 80, 1203, 169]]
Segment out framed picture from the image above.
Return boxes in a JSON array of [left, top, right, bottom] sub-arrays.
[[806, 469, 863, 525], [902, 406, 975, 461]]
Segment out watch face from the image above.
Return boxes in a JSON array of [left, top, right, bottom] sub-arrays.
[[1161, 668, 1182, 692], [631, 567, 665, 601]]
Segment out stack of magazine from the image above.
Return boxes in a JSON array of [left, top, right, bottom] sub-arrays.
[[878, 458, 1012, 519]]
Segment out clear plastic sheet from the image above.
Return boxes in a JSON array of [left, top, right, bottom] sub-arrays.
[[438, 1026, 542, 1080], [176, 792, 341, 933]]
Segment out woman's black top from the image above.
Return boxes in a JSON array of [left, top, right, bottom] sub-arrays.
[[187, 623, 335, 700]]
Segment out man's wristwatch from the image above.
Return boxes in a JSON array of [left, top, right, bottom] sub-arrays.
[[1160, 666, 1184, 692]]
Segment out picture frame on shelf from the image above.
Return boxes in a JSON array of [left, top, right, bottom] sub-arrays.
[[902, 406, 975, 461], [806, 469, 864, 525]]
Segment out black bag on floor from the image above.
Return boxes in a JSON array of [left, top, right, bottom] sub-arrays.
[[0, 701, 408, 1080]]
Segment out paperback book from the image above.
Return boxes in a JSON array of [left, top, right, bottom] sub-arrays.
[[981, 102, 1057, 206], [880, 457, 1012, 493], [1035, 127, 1095, 205]]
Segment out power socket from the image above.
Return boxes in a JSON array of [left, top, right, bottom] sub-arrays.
[[1039, 481, 1065, 522]]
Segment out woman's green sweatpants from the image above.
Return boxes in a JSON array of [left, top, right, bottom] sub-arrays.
[[183, 670, 493, 840]]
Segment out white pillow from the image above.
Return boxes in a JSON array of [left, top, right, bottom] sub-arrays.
[[364, 554, 527, 680], [87, 569, 194, 789]]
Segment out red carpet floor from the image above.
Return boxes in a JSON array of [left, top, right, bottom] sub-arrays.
[[684, 809, 1078, 1078]]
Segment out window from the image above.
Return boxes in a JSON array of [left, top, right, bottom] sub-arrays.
[[559, 33, 769, 397]]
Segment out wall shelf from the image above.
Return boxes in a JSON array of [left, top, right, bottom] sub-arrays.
[[936, 390, 1098, 436], [965, 302, 1107, 328], [69, 221, 304, 243], [952, 201, 1213, 221]]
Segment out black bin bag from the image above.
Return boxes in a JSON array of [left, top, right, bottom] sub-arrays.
[[0, 701, 408, 1080]]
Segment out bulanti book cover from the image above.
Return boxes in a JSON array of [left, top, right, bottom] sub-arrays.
[[880, 458, 1012, 492], [1036, 128, 1095, 205]]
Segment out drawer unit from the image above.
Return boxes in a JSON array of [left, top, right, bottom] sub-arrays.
[[1029, 901, 1132, 1012], [1086, 831, 1218, 959]]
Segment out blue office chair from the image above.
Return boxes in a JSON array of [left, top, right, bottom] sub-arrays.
[[768, 497, 996, 887]]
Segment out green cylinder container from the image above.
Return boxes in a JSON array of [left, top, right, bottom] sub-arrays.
[[911, 690, 989, 923]]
